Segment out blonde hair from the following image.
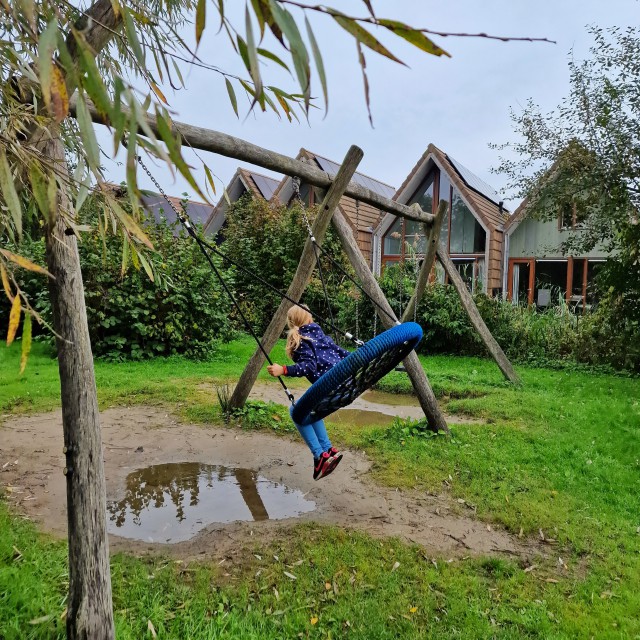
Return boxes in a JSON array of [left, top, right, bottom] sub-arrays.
[[285, 305, 313, 359]]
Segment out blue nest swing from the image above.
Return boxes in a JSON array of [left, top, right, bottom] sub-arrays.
[[291, 322, 423, 426]]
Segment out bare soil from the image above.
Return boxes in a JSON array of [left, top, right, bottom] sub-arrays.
[[1, 395, 538, 562]]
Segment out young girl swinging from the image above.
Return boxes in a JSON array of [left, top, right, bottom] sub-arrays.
[[267, 305, 348, 480]]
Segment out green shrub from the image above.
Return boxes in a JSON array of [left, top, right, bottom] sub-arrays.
[[221, 194, 354, 336], [2, 199, 234, 360]]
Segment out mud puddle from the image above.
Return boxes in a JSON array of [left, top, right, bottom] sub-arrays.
[[107, 462, 315, 543]]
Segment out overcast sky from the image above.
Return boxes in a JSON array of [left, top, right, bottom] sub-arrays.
[[99, 0, 638, 212]]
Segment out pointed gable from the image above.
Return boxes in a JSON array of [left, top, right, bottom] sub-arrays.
[[394, 143, 508, 230]]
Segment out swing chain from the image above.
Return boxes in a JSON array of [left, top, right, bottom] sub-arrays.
[[292, 176, 314, 238], [137, 155, 191, 230]]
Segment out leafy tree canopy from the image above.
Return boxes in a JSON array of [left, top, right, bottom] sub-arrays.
[[494, 26, 640, 278]]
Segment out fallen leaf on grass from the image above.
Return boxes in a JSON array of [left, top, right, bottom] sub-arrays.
[[147, 620, 157, 638], [284, 571, 297, 580], [29, 615, 53, 625], [391, 561, 400, 572], [310, 616, 318, 625], [325, 582, 332, 590], [524, 565, 537, 573]]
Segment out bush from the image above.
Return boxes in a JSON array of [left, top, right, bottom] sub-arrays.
[[221, 194, 355, 336], [338, 263, 639, 372], [2, 199, 234, 360]]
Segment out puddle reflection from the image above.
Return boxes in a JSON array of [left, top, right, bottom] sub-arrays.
[[107, 462, 315, 543]]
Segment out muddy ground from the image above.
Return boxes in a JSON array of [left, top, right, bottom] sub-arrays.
[[0, 387, 539, 562]]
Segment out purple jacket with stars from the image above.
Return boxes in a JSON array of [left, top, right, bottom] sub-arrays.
[[285, 323, 350, 383]]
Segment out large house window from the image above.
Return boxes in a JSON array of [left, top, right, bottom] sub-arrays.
[[449, 192, 486, 254], [508, 258, 603, 310], [380, 168, 487, 294], [452, 258, 485, 294]]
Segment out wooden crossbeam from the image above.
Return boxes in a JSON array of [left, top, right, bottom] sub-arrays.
[[73, 97, 434, 225]]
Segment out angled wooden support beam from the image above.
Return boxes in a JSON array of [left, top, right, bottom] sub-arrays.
[[229, 145, 364, 411], [401, 199, 448, 323], [71, 97, 433, 225], [436, 247, 521, 384], [330, 208, 449, 434]]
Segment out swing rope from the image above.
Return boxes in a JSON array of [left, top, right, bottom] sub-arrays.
[[137, 155, 297, 404]]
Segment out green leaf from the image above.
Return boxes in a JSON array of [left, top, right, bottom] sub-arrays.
[[76, 93, 101, 170], [257, 47, 290, 71], [28, 164, 49, 221], [122, 6, 145, 68], [250, 0, 266, 39], [245, 6, 263, 101], [378, 19, 450, 57], [305, 17, 328, 113], [195, 0, 206, 45], [237, 35, 251, 72], [0, 149, 22, 240], [225, 78, 239, 117], [108, 198, 153, 249], [204, 164, 217, 196], [73, 30, 112, 117], [155, 111, 208, 202], [37, 20, 58, 110], [332, 12, 405, 65], [138, 250, 155, 283], [268, 1, 310, 107], [171, 58, 185, 88]]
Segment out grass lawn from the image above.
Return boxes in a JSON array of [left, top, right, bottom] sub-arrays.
[[1, 339, 639, 638]]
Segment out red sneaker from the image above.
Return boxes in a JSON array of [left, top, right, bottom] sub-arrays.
[[313, 452, 332, 480]]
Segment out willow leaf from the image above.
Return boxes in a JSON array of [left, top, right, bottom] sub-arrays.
[[19, 314, 32, 374], [333, 13, 405, 65], [305, 17, 327, 113], [225, 78, 239, 117], [0, 149, 22, 240], [0, 249, 51, 277], [378, 19, 450, 57], [75, 93, 100, 170], [7, 295, 21, 347], [195, 0, 206, 45]]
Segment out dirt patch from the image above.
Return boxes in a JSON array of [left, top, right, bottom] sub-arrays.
[[1, 405, 535, 561]]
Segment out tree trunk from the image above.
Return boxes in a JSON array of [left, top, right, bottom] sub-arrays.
[[229, 146, 364, 409], [44, 138, 114, 640], [331, 209, 449, 433]]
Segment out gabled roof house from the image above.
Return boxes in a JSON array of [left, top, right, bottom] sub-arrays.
[[372, 144, 509, 295], [205, 149, 395, 267], [271, 149, 395, 266], [502, 191, 607, 311]]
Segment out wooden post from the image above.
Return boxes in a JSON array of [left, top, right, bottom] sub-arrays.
[[437, 246, 521, 384], [331, 209, 449, 433], [401, 200, 447, 323], [43, 138, 114, 640], [229, 146, 364, 410]]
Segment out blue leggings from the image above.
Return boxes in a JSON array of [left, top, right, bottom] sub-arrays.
[[290, 406, 331, 458]]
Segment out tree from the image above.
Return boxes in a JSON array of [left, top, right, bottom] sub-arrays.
[[1, 2, 544, 636], [494, 25, 640, 322]]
